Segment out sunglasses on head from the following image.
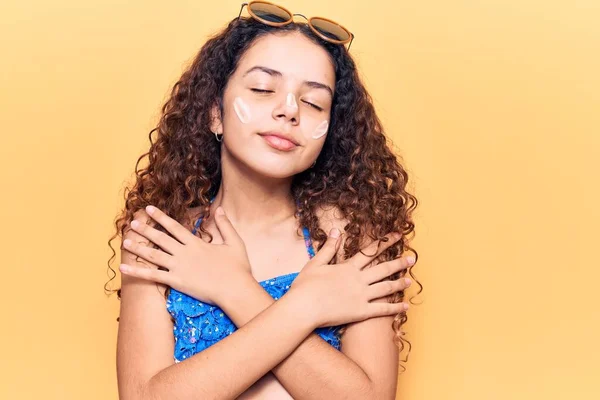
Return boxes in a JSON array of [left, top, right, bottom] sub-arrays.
[[238, 1, 355, 50]]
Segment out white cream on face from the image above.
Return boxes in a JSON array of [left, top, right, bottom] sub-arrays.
[[233, 96, 252, 124], [311, 120, 329, 139], [286, 92, 298, 110]]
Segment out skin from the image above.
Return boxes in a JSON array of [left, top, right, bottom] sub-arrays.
[[116, 31, 413, 400], [233, 96, 252, 124], [212, 32, 335, 180], [312, 120, 329, 139]]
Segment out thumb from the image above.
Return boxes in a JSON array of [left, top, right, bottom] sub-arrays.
[[214, 207, 243, 246], [310, 228, 341, 266]]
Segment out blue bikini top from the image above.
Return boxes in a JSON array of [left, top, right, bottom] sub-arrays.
[[166, 213, 343, 363]]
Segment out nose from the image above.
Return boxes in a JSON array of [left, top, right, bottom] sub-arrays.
[[272, 92, 300, 126]]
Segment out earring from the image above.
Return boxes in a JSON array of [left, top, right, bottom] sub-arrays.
[[214, 131, 223, 142]]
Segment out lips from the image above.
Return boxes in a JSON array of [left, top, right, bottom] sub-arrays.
[[259, 132, 299, 152]]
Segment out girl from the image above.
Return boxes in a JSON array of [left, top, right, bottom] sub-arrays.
[[106, 2, 420, 399]]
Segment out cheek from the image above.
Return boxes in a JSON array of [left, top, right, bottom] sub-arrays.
[[311, 120, 329, 139], [228, 96, 272, 131], [233, 96, 252, 124], [302, 130, 327, 157]]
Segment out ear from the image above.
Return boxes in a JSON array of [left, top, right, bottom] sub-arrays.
[[210, 102, 223, 134]]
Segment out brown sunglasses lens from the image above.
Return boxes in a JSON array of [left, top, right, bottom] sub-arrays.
[[248, 2, 292, 23], [310, 18, 351, 42]]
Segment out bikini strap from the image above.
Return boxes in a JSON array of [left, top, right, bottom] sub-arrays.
[[302, 226, 316, 259]]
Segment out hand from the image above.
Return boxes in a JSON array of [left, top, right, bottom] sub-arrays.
[[119, 205, 253, 305], [288, 229, 415, 328]]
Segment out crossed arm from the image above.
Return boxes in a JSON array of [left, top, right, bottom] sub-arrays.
[[220, 278, 400, 400], [117, 212, 400, 400]]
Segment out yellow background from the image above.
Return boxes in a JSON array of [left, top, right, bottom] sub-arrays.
[[1, 0, 598, 398]]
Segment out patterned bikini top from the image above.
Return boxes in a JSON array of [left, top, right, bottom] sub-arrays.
[[166, 215, 344, 363]]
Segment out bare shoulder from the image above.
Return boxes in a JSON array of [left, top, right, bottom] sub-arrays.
[[117, 208, 174, 398], [314, 204, 348, 235], [121, 209, 167, 293], [313, 204, 349, 260], [315, 204, 377, 260]]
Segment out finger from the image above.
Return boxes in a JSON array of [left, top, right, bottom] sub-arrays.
[[122, 238, 176, 271], [362, 256, 415, 284], [366, 301, 409, 319], [310, 228, 341, 266], [348, 232, 402, 269], [334, 232, 348, 263], [145, 205, 196, 245], [123, 215, 151, 248], [366, 278, 411, 300], [130, 218, 182, 255], [213, 207, 243, 246], [119, 263, 173, 286]]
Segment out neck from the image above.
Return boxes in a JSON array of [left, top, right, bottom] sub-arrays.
[[210, 148, 297, 231]]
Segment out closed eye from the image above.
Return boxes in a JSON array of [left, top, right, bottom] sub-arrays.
[[250, 89, 323, 111], [303, 101, 323, 111], [250, 88, 273, 94]]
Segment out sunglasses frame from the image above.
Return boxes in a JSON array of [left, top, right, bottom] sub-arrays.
[[238, 1, 355, 50]]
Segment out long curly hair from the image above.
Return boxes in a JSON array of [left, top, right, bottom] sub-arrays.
[[105, 16, 421, 371]]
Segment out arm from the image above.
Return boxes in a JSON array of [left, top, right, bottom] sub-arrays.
[[119, 267, 317, 400], [116, 211, 318, 400], [148, 281, 317, 400], [221, 279, 399, 400], [117, 207, 405, 400], [218, 208, 404, 400]]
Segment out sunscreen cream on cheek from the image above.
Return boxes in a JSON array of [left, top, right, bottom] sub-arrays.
[[311, 120, 329, 139], [233, 97, 252, 124]]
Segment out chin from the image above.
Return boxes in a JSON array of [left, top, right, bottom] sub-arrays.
[[253, 161, 302, 179], [246, 153, 308, 179]]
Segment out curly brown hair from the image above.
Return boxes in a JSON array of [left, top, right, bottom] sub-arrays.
[[105, 17, 421, 371]]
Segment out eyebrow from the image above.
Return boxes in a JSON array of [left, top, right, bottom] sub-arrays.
[[243, 65, 334, 98]]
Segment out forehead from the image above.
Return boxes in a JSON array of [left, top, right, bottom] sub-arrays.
[[235, 32, 335, 88]]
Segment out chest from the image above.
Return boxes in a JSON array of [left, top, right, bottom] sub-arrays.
[[242, 229, 312, 282], [196, 217, 313, 283]]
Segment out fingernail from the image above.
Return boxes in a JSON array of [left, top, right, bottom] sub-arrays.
[[216, 207, 224, 216], [330, 228, 340, 238], [131, 220, 139, 229], [119, 264, 129, 273], [123, 239, 131, 247], [403, 303, 409, 311], [406, 256, 416, 266], [146, 205, 155, 214], [404, 278, 412, 286]]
